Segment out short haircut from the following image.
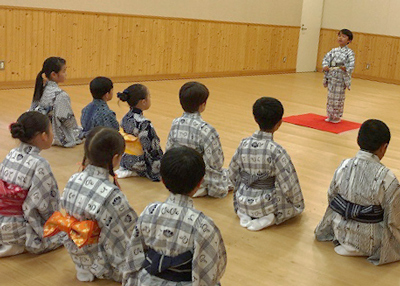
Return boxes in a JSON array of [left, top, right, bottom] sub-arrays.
[[179, 82, 209, 113], [90, 77, 113, 99], [253, 97, 284, 131], [357, 119, 390, 152], [160, 146, 205, 195], [339, 29, 353, 41]]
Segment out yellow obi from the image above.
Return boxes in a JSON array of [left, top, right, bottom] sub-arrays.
[[43, 211, 101, 248], [119, 128, 144, 156]]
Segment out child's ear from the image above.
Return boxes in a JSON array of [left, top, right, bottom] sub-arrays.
[[50, 71, 57, 80]]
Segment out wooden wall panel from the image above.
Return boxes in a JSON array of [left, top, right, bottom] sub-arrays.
[[0, 6, 299, 88], [317, 28, 400, 85]]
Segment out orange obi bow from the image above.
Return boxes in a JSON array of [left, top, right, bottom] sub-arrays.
[[43, 211, 101, 248], [119, 128, 144, 156]]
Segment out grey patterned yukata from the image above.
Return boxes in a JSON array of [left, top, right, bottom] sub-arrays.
[[81, 99, 119, 138], [0, 143, 64, 253], [166, 112, 230, 198], [123, 193, 227, 286], [229, 131, 304, 224], [61, 165, 137, 281], [30, 81, 83, 147], [120, 107, 163, 181], [322, 46, 355, 121], [315, 150, 400, 265]]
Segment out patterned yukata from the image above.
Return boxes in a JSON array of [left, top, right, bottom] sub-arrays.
[[0, 143, 64, 253], [120, 107, 163, 181], [322, 46, 355, 121], [315, 150, 400, 265], [81, 99, 119, 138], [123, 193, 227, 286], [229, 131, 304, 224], [166, 112, 230, 198], [30, 81, 83, 147], [61, 165, 137, 281]]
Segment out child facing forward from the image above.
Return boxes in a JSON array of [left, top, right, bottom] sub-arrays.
[[81, 76, 119, 138], [123, 146, 227, 286], [45, 127, 137, 282], [322, 29, 355, 123], [166, 82, 231, 198], [0, 111, 64, 257], [315, 120, 400, 265], [229, 97, 304, 231], [30, 57, 82, 147], [115, 84, 163, 181]]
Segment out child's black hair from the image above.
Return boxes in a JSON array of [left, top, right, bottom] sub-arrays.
[[83, 127, 125, 185], [179, 82, 209, 113], [160, 146, 205, 195], [253, 97, 284, 131], [339, 29, 353, 41], [33, 57, 66, 102], [117, 84, 148, 107], [357, 119, 390, 152], [90, 77, 113, 100], [10, 111, 51, 143]]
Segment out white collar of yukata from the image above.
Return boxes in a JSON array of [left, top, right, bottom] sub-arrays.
[[182, 111, 201, 117], [356, 150, 381, 163], [254, 130, 273, 140], [19, 142, 41, 155], [166, 193, 194, 208], [83, 164, 110, 179]]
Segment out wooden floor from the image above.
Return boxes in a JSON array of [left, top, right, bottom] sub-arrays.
[[1, 72, 400, 286]]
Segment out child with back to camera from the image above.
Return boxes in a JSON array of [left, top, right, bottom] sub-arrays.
[[80, 76, 119, 138], [44, 127, 137, 282], [115, 84, 164, 182], [315, 119, 400, 265], [30, 56, 82, 147], [322, 29, 355, 123], [229, 97, 304, 231], [123, 146, 227, 286], [0, 111, 64, 257], [166, 81, 231, 198]]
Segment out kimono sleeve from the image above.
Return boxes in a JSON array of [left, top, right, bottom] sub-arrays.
[[202, 125, 224, 170], [138, 120, 163, 160], [228, 145, 242, 188], [345, 49, 355, 74], [23, 159, 60, 233], [54, 91, 79, 129], [381, 172, 400, 243], [192, 214, 227, 286], [96, 190, 138, 272], [322, 49, 333, 67], [274, 149, 304, 224]]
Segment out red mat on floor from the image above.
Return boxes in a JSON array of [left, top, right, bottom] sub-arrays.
[[283, 113, 361, 134]]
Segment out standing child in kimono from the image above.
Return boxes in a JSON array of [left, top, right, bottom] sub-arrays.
[[44, 127, 137, 282], [30, 57, 82, 147], [123, 146, 227, 286], [80, 76, 119, 138], [315, 119, 400, 265], [322, 29, 355, 123], [115, 84, 163, 181], [229, 97, 304, 231], [0, 111, 64, 257], [166, 82, 231, 198]]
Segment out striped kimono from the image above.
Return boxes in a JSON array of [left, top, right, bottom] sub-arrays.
[[315, 150, 400, 265], [322, 46, 355, 121]]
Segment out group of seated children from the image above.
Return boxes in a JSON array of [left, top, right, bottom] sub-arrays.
[[1, 55, 400, 285]]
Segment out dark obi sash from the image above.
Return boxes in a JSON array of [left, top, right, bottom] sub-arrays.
[[329, 194, 384, 223], [0, 179, 28, 216], [241, 172, 275, 189], [143, 248, 192, 282]]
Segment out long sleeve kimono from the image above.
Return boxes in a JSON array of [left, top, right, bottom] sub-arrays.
[[61, 165, 137, 281], [315, 150, 400, 265], [30, 81, 82, 147], [0, 143, 64, 253]]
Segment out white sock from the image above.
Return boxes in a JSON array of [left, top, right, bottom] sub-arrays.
[[334, 245, 366, 257], [0, 244, 25, 257], [247, 214, 276, 231], [75, 265, 95, 282], [237, 211, 252, 228], [115, 168, 137, 179]]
